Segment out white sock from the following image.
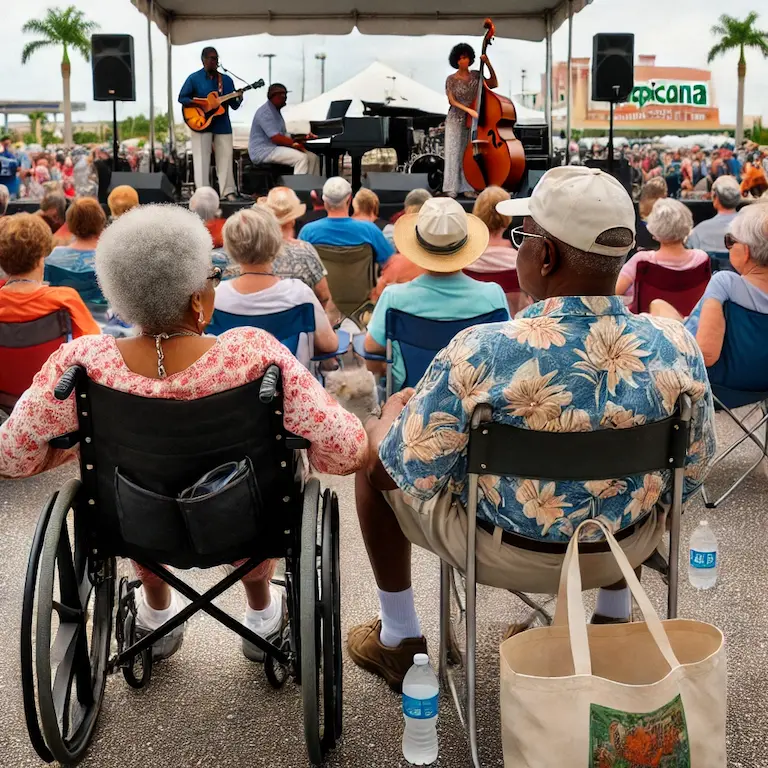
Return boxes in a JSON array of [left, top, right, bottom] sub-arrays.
[[595, 587, 632, 620], [244, 585, 283, 637], [136, 588, 180, 630], [378, 587, 422, 648]]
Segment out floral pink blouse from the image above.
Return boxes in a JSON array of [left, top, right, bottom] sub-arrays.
[[0, 328, 368, 479]]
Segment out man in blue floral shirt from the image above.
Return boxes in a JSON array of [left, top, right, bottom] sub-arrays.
[[347, 166, 716, 691]]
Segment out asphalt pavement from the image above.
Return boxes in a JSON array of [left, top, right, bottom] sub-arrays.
[[0, 409, 767, 767]]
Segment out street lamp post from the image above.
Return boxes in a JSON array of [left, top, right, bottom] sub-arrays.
[[315, 53, 327, 94], [259, 53, 276, 85]]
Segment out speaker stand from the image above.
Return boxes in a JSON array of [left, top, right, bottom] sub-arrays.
[[608, 101, 615, 175], [112, 101, 119, 172]]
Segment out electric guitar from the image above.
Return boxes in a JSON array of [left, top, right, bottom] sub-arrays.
[[183, 78, 265, 132]]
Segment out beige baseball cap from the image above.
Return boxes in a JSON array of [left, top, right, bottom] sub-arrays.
[[496, 166, 636, 257]]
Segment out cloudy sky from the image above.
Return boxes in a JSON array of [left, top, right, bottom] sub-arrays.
[[5, 0, 768, 128]]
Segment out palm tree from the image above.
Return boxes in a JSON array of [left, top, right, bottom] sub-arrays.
[[708, 12, 768, 145], [27, 112, 48, 143], [21, 6, 98, 147]]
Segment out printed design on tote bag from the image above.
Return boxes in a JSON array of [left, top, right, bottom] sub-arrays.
[[590, 694, 690, 767]]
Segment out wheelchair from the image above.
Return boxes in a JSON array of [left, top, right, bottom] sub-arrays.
[[20, 364, 342, 766]]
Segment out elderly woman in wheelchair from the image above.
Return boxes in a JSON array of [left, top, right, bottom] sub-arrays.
[[1, 204, 366, 765]]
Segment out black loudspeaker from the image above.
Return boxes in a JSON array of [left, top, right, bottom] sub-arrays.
[[108, 172, 175, 204], [277, 174, 328, 204], [592, 33, 634, 102], [92, 34, 136, 101], [363, 172, 430, 204], [584, 158, 632, 195], [518, 168, 548, 198], [516, 124, 550, 158]]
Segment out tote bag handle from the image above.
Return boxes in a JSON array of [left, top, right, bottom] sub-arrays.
[[553, 519, 682, 676]]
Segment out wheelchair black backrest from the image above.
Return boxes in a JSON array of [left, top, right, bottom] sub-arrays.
[[60, 365, 304, 568]]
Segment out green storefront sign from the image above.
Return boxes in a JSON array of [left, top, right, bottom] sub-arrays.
[[628, 82, 709, 108]]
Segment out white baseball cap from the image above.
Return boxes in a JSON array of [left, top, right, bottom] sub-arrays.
[[496, 166, 636, 257]]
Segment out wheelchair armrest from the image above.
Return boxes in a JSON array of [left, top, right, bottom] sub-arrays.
[[49, 431, 81, 449], [285, 435, 310, 450], [259, 364, 281, 403], [54, 365, 85, 401], [352, 333, 386, 362]]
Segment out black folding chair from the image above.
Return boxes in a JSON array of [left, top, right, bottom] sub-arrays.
[[439, 395, 693, 767]]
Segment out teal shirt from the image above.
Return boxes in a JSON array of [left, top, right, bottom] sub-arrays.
[[368, 272, 509, 391]]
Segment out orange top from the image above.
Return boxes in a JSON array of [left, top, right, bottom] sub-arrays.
[[206, 218, 226, 248], [0, 285, 101, 338], [370, 253, 426, 302]]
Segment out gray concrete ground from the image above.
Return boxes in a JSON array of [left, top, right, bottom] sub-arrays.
[[1, 409, 767, 767]]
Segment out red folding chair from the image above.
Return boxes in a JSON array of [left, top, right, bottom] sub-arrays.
[[463, 268, 520, 293], [0, 310, 72, 413], [630, 260, 712, 316]]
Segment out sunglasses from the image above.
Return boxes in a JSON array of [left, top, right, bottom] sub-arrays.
[[510, 225, 547, 249], [724, 233, 741, 251], [207, 266, 223, 287]]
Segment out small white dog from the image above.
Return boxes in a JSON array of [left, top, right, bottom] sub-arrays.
[[323, 365, 380, 421]]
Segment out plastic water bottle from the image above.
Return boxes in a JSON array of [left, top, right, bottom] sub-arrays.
[[402, 653, 439, 765], [688, 520, 719, 589]]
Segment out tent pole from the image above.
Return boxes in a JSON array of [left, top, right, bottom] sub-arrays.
[[545, 10, 553, 163], [148, 0, 156, 172], [167, 28, 175, 156], [566, 0, 573, 162]]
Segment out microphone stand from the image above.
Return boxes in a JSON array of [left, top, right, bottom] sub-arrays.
[[220, 65, 252, 88]]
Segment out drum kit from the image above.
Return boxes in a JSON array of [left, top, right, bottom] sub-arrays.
[[406, 125, 445, 193]]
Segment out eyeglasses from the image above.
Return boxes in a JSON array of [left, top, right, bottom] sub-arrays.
[[207, 266, 222, 287], [724, 233, 742, 251], [510, 225, 547, 249]]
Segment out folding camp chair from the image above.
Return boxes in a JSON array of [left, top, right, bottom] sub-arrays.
[[352, 307, 509, 398], [0, 309, 72, 413], [439, 395, 693, 767], [463, 268, 520, 294], [701, 301, 768, 508], [44, 263, 108, 311], [207, 303, 349, 372], [314, 244, 376, 318], [629, 260, 711, 315], [707, 251, 736, 273]]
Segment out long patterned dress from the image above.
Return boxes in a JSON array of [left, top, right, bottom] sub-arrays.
[[443, 71, 481, 196]]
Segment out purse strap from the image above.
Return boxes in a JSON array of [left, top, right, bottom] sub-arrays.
[[553, 519, 682, 676]]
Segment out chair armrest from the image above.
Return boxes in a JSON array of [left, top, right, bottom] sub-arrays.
[[352, 333, 386, 362], [311, 329, 351, 361], [49, 431, 80, 449], [285, 434, 310, 450]]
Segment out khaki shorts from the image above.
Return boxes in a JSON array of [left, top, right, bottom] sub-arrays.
[[384, 489, 666, 594]]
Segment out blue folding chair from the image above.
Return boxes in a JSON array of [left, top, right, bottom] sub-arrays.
[[44, 264, 108, 316], [701, 301, 768, 508], [353, 307, 509, 398], [707, 251, 736, 273], [207, 303, 349, 369]]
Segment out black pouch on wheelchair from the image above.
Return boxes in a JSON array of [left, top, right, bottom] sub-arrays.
[[114, 458, 262, 557]]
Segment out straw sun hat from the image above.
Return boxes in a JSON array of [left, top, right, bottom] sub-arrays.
[[256, 186, 307, 225], [394, 197, 489, 272]]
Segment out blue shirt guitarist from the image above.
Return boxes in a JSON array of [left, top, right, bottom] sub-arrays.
[[178, 46, 242, 200]]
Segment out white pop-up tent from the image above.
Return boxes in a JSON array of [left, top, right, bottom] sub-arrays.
[[132, 0, 592, 156]]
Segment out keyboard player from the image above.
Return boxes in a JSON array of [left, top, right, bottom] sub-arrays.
[[249, 83, 321, 175]]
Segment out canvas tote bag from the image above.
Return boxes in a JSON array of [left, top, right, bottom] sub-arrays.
[[500, 519, 726, 767]]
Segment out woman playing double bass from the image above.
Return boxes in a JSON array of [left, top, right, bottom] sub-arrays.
[[443, 43, 499, 199]]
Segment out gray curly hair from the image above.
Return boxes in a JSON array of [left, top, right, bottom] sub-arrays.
[[96, 205, 212, 329]]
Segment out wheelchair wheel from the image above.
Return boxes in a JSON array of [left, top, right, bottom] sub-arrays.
[[299, 478, 332, 766], [321, 489, 343, 747], [119, 586, 152, 690], [33, 479, 115, 765]]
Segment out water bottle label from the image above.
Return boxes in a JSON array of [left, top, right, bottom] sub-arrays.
[[402, 694, 438, 719], [690, 550, 717, 569]]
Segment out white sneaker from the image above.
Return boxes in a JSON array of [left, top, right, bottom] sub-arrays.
[[242, 585, 288, 662], [133, 587, 187, 661]]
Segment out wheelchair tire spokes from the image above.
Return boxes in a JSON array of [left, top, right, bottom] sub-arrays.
[[34, 479, 114, 765]]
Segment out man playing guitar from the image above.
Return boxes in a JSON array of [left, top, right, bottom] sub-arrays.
[[178, 47, 242, 201]]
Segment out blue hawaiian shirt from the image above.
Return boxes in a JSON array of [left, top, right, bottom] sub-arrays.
[[379, 296, 716, 543]]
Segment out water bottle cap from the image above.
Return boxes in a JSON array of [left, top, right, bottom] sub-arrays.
[[413, 653, 429, 666]]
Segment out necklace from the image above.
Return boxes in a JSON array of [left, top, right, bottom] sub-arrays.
[[240, 271, 276, 277], [139, 330, 200, 379]]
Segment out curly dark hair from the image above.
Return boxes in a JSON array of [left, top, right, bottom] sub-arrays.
[[449, 43, 476, 69]]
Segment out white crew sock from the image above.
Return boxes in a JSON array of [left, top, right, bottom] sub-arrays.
[[136, 587, 181, 631], [377, 586, 422, 648], [595, 587, 632, 620], [244, 584, 283, 637]]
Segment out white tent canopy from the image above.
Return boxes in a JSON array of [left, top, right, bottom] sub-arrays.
[[133, 0, 591, 45], [231, 61, 547, 147]]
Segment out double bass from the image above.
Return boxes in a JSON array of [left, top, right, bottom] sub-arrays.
[[462, 19, 527, 192]]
